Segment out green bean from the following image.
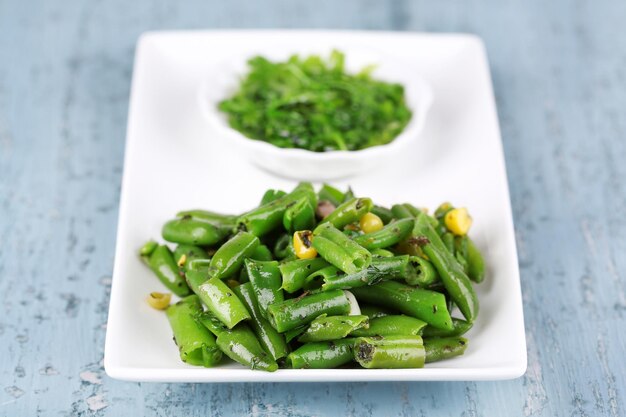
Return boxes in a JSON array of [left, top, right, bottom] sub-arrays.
[[279, 257, 330, 293], [288, 338, 356, 369], [173, 244, 208, 274], [350, 315, 426, 337], [354, 336, 425, 369], [442, 232, 455, 254], [370, 248, 395, 258], [186, 271, 250, 329], [260, 189, 287, 205], [321, 255, 412, 291], [353, 218, 414, 250], [298, 315, 368, 342], [391, 204, 413, 219], [283, 197, 315, 232], [318, 184, 345, 206], [208, 231, 259, 279], [351, 281, 453, 330], [320, 197, 373, 229], [245, 259, 284, 319], [424, 337, 468, 363], [176, 209, 237, 224], [422, 318, 473, 338], [140, 240, 158, 257], [360, 304, 393, 319], [162, 217, 230, 246], [312, 223, 372, 274], [284, 325, 307, 343], [215, 324, 278, 371], [406, 256, 439, 287], [233, 283, 289, 361], [196, 309, 227, 336], [165, 295, 222, 367], [266, 289, 351, 332], [146, 245, 191, 297], [413, 214, 479, 323], [370, 205, 394, 225], [273, 233, 295, 260], [237, 182, 316, 237], [250, 244, 273, 261], [466, 238, 486, 283], [304, 265, 341, 290]]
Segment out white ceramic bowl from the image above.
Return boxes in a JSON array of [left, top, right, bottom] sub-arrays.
[[198, 47, 433, 180]]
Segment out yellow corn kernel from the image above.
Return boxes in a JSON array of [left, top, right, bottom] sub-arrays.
[[359, 212, 384, 234], [177, 253, 187, 267], [146, 292, 171, 310], [293, 231, 318, 259], [444, 208, 473, 236]]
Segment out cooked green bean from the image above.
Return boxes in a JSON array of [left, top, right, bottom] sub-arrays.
[[165, 295, 222, 367], [406, 256, 439, 287], [298, 315, 368, 342], [354, 336, 425, 369], [413, 214, 479, 323], [466, 238, 486, 283], [162, 217, 230, 246], [370, 248, 395, 258], [146, 244, 191, 297], [233, 283, 289, 361], [350, 315, 426, 337], [424, 337, 468, 363], [422, 318, 473, 338], [304, 265, 341, 290], [249, 244, 273, 261], [260, 189, 287, 206], [288, 338, 356, 369], [391, 204, 413, 219], [360, 304, 393, 319], [173, 244, 208, 274], [273, 233, 295, 260], [370, 205, 394, 225], [279, 257, 330, 293], [321, 255, 412, 291], [353, 218, 414, 250], [215, 324, 278, 371], [312, 223, 372, 274], [208, 231, 259, 279], [320, 197, 373, 229], [283, 197, 315, 232], [266, 289, 351, 332], [318, 184, 345, 207], [245, 259, 284, 319], [351, 281, 453, 330]]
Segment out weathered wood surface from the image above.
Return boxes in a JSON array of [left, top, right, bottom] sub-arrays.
[[1, 0, 625, 415]]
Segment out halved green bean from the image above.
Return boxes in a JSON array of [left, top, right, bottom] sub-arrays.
[[354, 336, 425, 369], [371, 205, 394, 225], [351, 281, 453, 330], [370, 248, 395, 258], [350, 315, 426, 337], [288, 338, 356, 369], [208, 231, 259, 279], [283, 197, 315, 232], [266, 289, 351, 332], [237, 182, 316, 237], [298, 315, 368, 342], [233, 283, 289, 361], [406, 256, 439, 287], [162, 217, 230, 246], [320, 197, 373, 229], [312, 223, 372, 274], [215, 324, 278, 372], [245, 259, 284, 319], [279, 257, 330, 293], [260, 189, 287, 206], [284, 325, 307, 343], [273, 233, 295, 260], [304, 265, 341, 290], [360, 304, 393, 319], [321, 255, 412, 291], [424, 337, 468, 363], [413, 214, 479, 323], [422, 318, 473, 338], [186, 271, 250, 328], [353, 218, 414, 250], [165, 295, 222, 367], [147, 245, 191, 297]]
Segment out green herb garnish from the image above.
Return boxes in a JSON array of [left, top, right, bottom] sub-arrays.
[[218, 50, 412, 152]]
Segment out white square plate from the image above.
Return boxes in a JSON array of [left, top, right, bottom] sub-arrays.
[[104, 30, 526, 382]]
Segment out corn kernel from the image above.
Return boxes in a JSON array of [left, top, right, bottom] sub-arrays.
[[146, 292, 171, 310], [293, 230, 318, 259], [444, 208, 473, 236], [359, 212, 384, 234], [177, 253, 187, 267]]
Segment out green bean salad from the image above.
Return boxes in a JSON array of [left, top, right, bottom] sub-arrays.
[[140, 183, 485, 371]]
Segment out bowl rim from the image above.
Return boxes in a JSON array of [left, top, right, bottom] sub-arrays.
[[197, 50, 434, 161]]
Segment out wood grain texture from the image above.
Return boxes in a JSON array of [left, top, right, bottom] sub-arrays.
[[1, 0, 625, 415]]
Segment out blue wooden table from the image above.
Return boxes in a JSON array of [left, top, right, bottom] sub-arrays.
[[1, 1, 625, 415]]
